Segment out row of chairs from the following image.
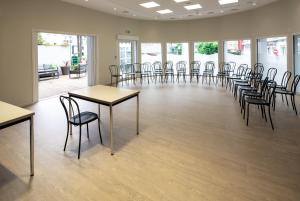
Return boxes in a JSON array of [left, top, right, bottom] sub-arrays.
[[227, 64, 300, 130], [109, 61, 239, 87]]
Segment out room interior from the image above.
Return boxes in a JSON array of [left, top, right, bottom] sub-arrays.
[[0, 0, 300, 200]]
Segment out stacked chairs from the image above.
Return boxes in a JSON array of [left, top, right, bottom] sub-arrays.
[[153, 61, 164, 83], [228, 62, 236, 76], [164, 61, 175, 83], [190, 61, 201, 83], [176, 61, 187, 83], [202, 61, 215, 85], [109, 65, 123, 87], [141, 62, 152, 84]]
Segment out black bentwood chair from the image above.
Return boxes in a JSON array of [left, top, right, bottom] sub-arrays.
[[60, 96, 103, 159]]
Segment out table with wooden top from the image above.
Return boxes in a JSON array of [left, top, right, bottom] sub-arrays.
[[68, 85, 140, 155], [0, 101, 35, 176]]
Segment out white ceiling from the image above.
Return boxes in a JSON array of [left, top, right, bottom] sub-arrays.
[[61, 0, 279, 21]]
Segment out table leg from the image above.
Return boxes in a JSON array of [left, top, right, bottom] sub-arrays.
[[30, 116, 34, 176], [98, 104, 101, 118], [137, 94, 139, 135], [110, 105, 114, 155]]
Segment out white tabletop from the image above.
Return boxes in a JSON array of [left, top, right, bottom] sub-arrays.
[[0, 101, 34, 127], [68, 85, 140, 105]]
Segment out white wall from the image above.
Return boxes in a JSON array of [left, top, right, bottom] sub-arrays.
[[0, 0, 300, 106]]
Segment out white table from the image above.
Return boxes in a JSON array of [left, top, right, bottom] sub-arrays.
[[0, 101, 35, 176], [68, 85, 140, 155]]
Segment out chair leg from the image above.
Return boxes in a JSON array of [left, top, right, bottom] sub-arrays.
[[268, 106, 274, 130], [285, 94, 289, 106], [98, 118, 103, 144], [63, 123, 70, 151], [78, 125, 82, 159], [246, 103, 250, 126], [86, 124, 90, 140], [292, 95, 298, 115]]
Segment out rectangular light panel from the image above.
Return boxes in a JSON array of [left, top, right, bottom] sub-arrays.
[[156, 9, 173, 14], [219, 0, 238, 5], [140, 2, 160, 8], [184, 4, 202, 10]]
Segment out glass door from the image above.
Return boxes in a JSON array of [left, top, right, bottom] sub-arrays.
[[119, 40, 137, 65], [295, 35, 300, 93]]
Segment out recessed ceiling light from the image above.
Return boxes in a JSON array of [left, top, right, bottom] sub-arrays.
[[219, 0, 238, 5], [220, 10, 224, 13], [140, 1, 160, 8], [184, 4, 202, 10], [84, 0, 88, 2], [252, 2, 257, 6], [174, 0, 189, 2], [157, 9, 173, 14], [113, 8, 117, 11]]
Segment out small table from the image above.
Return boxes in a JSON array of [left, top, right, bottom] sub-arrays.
[[68, 85, 140, 155], [0, 101, 35, 176]]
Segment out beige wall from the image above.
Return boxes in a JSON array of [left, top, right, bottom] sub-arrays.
[[0, 0, 300, 106]]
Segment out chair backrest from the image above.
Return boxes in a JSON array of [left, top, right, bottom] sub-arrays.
[[204, 61, 215, 72], [266, 67, 277, 81], [134, 63, 141, 73], [290, 75, 300, 93], [190, 61, 201, 72], [141, 62, 152, 73], [109, 65, 120, 76], [124, 64, 135, 73], [254, 63, 264, 75], [280, 71, 292, 88], [164, 61, 174, 71], [221, 62, 231, 73], [264, 81, 277, 104], [176, 61, 187, 71], [235, 65, 244, 76], [59, 96, 81, 124], [229, 61, 236, 72], [153, 61, 163, 71]]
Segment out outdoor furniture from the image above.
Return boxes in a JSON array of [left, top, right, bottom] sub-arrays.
[[0, 101, 35, 176], [68, 85, 140, 155], [69, 64, 87, 78], [59, 96, 103, 159], [38, 64, 59, 80]]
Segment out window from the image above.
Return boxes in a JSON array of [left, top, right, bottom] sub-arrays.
[[141, 43, 162, 64], [167, 43, 189, 74], [294, 35, 300, 92], [224, 40, 251, 67], [119, 41, 137, 65], [194, 41, 219, 74], [257, 37, 287, 83]]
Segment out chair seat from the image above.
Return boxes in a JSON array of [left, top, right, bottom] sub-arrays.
[[70, 112, 98, 125], [275, 89, 293, 95], [245, 97, 268, 105]]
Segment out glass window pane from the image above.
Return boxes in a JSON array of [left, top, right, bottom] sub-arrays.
[[167, 43, 189, 74], [257, 37, 287, 83], [224, 40, 251, 67], [141, 43, 162, 64], [119, 41, 132, 65], [295, 35, 300, 92], [194, 41, 219, 74]]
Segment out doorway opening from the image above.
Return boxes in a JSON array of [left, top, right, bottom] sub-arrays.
[[36, 32, 95, 100]]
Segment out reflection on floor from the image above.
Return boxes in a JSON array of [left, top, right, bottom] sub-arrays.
[[1, 82, 300, 201], [39, 75, 87, 100]]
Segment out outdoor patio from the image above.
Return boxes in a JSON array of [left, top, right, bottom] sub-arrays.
[[39, 75, 87, 100]]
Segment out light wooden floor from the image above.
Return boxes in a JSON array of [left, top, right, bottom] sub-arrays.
[[1, 82, 300, 201]]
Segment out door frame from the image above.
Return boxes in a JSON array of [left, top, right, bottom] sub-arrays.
[[32, 29, 99, 103]]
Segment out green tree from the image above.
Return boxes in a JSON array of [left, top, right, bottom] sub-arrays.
[[37, 33, 45, 45], [196, 42, 218, 55]]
